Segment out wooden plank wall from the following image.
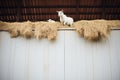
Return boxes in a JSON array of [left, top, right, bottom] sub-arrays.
[[0, 0, 120, 21], [0, 30, 120, 80]]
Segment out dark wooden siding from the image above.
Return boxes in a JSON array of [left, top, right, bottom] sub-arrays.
[[0, 0, 120, 22]]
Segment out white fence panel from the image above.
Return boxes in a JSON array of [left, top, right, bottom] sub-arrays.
[[109, 31, 120, 80], [0, 30, 120, 80], [65, 31, 94, 80]]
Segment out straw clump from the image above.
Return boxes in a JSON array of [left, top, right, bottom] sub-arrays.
[[74, 20, 111, 41], [0, 21, 64, 40], [106, 20, 120, 28], [0, 21, 34, 38], [1, 20, 120, 41], [0, 21, 20, 37], [18, 21, 34, 39], [34, 22, 59, 40]]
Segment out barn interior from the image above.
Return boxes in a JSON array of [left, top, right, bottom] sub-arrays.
[[0, 0, 120, 22], [0, 1, 120, 80]]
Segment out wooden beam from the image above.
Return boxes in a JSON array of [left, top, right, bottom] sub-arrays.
[[1, 5, 120, 9], [2, 12, 120, 16], [0, 28, 120, 32], [58, 28, 120, 31]]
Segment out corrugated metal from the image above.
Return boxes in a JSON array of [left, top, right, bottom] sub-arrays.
[[0, 0, 120, 21], [0, 30, 120, 80]]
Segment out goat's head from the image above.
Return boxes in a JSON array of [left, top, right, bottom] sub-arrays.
[[56, 10, 64, 17]]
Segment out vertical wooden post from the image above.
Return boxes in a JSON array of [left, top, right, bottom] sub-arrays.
[[76, 0, 79, 21], [16, 0, 21, 21], [101, 0, 106, 19]]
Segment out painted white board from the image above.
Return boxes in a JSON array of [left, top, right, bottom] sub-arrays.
[[0, 30, 120, 80]]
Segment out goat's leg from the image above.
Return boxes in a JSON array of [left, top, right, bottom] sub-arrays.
[[70, 23, 72, 27], [63, 22, 66, 25]]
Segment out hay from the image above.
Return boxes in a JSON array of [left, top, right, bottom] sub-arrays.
[[18, 21, 34, 39], [106, 20, 120, 28], [74, 20, 111, 41], [0, 21, 62, 40], [0, 21, 34, 38], [0, 20, 120, 41], [34, 22, 58, 40], [0, 21, 20, 37]]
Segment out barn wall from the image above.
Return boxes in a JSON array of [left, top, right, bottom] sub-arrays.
[[0, 30, 120, 80]]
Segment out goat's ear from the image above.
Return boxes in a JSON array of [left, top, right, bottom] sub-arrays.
[[61, 9, 64, 12], [56, 11, 59, 13]]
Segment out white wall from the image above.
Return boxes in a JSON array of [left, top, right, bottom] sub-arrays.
[[0, 30, 120, 80]]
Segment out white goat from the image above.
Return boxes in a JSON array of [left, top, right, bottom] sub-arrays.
[[57, 10, 74, 26], [47, 19, 55, 22]]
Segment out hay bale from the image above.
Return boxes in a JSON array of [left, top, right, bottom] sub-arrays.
[[34, 22, 58, 40], [74, 20, 111, 41]]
